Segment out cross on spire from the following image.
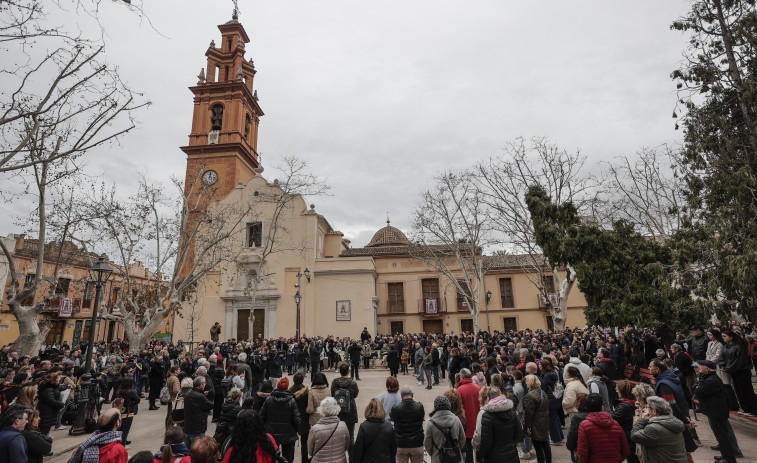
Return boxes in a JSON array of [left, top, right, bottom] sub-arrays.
[[232, 0, 240, 20]]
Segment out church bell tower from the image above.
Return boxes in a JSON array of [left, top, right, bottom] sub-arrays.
[[182, 9, 263, 202]]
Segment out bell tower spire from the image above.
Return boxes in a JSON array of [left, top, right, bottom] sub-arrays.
[[181, 10, 263, 202]]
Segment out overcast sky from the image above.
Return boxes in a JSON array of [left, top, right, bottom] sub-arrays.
[[1, 0, 691, 248]]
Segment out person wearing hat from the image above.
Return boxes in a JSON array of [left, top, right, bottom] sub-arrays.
[[424, 396, 465, 463], [693, 359, 741, 462], [260, 376, 300, 463]]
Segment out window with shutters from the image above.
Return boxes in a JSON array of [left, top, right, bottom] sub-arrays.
[[456, 280, 471, 312], [387, 282, 405, 314], [499, 277, 514, 308]]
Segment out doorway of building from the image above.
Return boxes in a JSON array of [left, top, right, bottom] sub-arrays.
[[107, 321, 117, 342], [422, 319, 443, 334], [237, 309, 266, 341], [45, 320, 65, 345]]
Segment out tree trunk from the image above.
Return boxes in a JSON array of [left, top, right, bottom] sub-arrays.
[[10, 305, 48, 356]]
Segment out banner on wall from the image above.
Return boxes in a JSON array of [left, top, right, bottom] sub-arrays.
[[424, 298, 439, 315], [58, 298, 73, 317]]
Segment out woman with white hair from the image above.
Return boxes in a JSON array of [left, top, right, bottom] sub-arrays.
[[307, 397, 350, 463]]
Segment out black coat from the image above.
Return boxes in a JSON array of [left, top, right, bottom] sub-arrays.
[[184, 388, 214, 434], [386, 350, 399, 370], [354, 418, 397, 463], [23, 430, 52, 463], [693, 371, 730, 420], [37, 382, 64, 430], [149, 360, 164, 400], [391, 398, 425, 448], [214, 399, 242, 442], [610, 400, 636, 452], [565, 412, 589, 452], [449, 355, 463, 378], [478, 399, 523, 463], [260, 389, 300, 444]]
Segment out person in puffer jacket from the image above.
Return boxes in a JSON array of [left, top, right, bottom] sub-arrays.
[[475, 387, 523, 463], [260, 377, 299, 463], [214, 388, 242, 446], [630, 396, 687, 463], [576, 393, 629, 463]]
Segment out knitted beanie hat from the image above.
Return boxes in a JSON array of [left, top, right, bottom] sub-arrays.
[[433, 395, 451, 412], [277, 377, 289, 389]]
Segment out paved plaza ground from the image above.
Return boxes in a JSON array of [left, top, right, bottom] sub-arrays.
[[46, 367, 757, 463]]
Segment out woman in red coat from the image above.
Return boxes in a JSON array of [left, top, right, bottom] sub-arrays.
[[577, 393, 629, 463]]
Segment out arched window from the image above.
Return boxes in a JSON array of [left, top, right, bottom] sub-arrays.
[[210, 104, 223, 131]]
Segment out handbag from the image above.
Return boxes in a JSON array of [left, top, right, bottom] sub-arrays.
[[307, 423, 339, 463]]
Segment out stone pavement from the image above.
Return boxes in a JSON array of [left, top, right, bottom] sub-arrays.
[[46, 367, 757, 463]]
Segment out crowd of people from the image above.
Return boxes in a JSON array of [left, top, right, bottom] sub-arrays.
[[0, 320, 755, 463]]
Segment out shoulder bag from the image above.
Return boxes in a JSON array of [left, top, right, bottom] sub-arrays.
[[307, 423, 339, 463]]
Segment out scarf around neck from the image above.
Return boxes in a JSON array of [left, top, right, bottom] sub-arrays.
[[67, 431, 122, 463]]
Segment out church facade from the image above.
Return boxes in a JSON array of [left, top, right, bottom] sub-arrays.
[[173, 16, 587, 343]]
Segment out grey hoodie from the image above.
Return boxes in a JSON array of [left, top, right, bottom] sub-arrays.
[[424, 410, 466, 463], [563, 357, 591, 382]]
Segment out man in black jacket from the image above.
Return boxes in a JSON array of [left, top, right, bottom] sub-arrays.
[[688, 326, 708, 366], [693, 359, 740, 463], [348, 341, 362, 380], [391, 386, 425, 463], [183, 376, 214, 448], [261, 377, 300, 463]]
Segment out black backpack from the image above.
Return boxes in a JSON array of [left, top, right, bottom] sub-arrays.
[[220, 377, 233, 398], [430, 420, 462, 463], [334, 388, 351, 414]]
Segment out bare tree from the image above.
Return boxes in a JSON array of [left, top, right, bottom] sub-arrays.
[[601, 146, 685, 240], [410, 170, 491, 335], [474, 137, 596, 330], [0, 1, 149, 173], [88, 170, 251, 350], [234, 156, 330, 339]]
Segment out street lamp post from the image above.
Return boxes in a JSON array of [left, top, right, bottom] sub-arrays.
[[71, 257, 112, 435], [485, 290, 492, 333], [294, 268, 310, 340]]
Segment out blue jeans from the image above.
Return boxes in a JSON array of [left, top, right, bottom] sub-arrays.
[[548, 408, 563, 443], [518, 412, 531, 453], [186, 432, 205, 448], [432, 366, 439, 384]]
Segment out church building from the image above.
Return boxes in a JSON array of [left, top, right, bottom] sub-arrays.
[[173, 15, 587, 343]]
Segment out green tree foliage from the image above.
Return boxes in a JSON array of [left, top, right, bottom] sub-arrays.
[[526, 186, 697, 330], [671, 0, 757, 320]]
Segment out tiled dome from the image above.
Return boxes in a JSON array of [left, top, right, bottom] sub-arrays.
[[366, 220, 411, 247]]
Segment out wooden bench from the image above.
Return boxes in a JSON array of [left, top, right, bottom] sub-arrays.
[[623, 364, 656, 385]]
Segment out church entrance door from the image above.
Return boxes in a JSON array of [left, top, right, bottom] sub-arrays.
[[237, 308, 266, 341]]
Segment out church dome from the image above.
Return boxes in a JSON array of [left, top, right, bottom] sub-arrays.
[[366, 220, 411, 247]]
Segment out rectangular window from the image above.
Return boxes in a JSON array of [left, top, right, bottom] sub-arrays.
[[460, 319, 473, 333], [246, 222, 263, 247], [499, 277, 514, 308], [81, 320, 92, 344], [390, 321, 404, 335], [387, 282, 405, 314], [55, 278, 71, 297], [543, 275, 556, 294], [421, 278, 439, 299], [546, 315, 554, 331], [84, 282, 94, 302], [503, 317, 517, 332], [21, 274, 35, 305], [456, 280, 471, 312]]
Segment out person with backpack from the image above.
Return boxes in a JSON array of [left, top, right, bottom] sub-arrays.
[[213, 387, 242, 449], [112, 377, 140, 447], [353, 399, 396, 463], [153, 426, 191, 463], [331, 363, 359, 463], [424, 395, 465, 463], [390, 385, 425, 463]]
